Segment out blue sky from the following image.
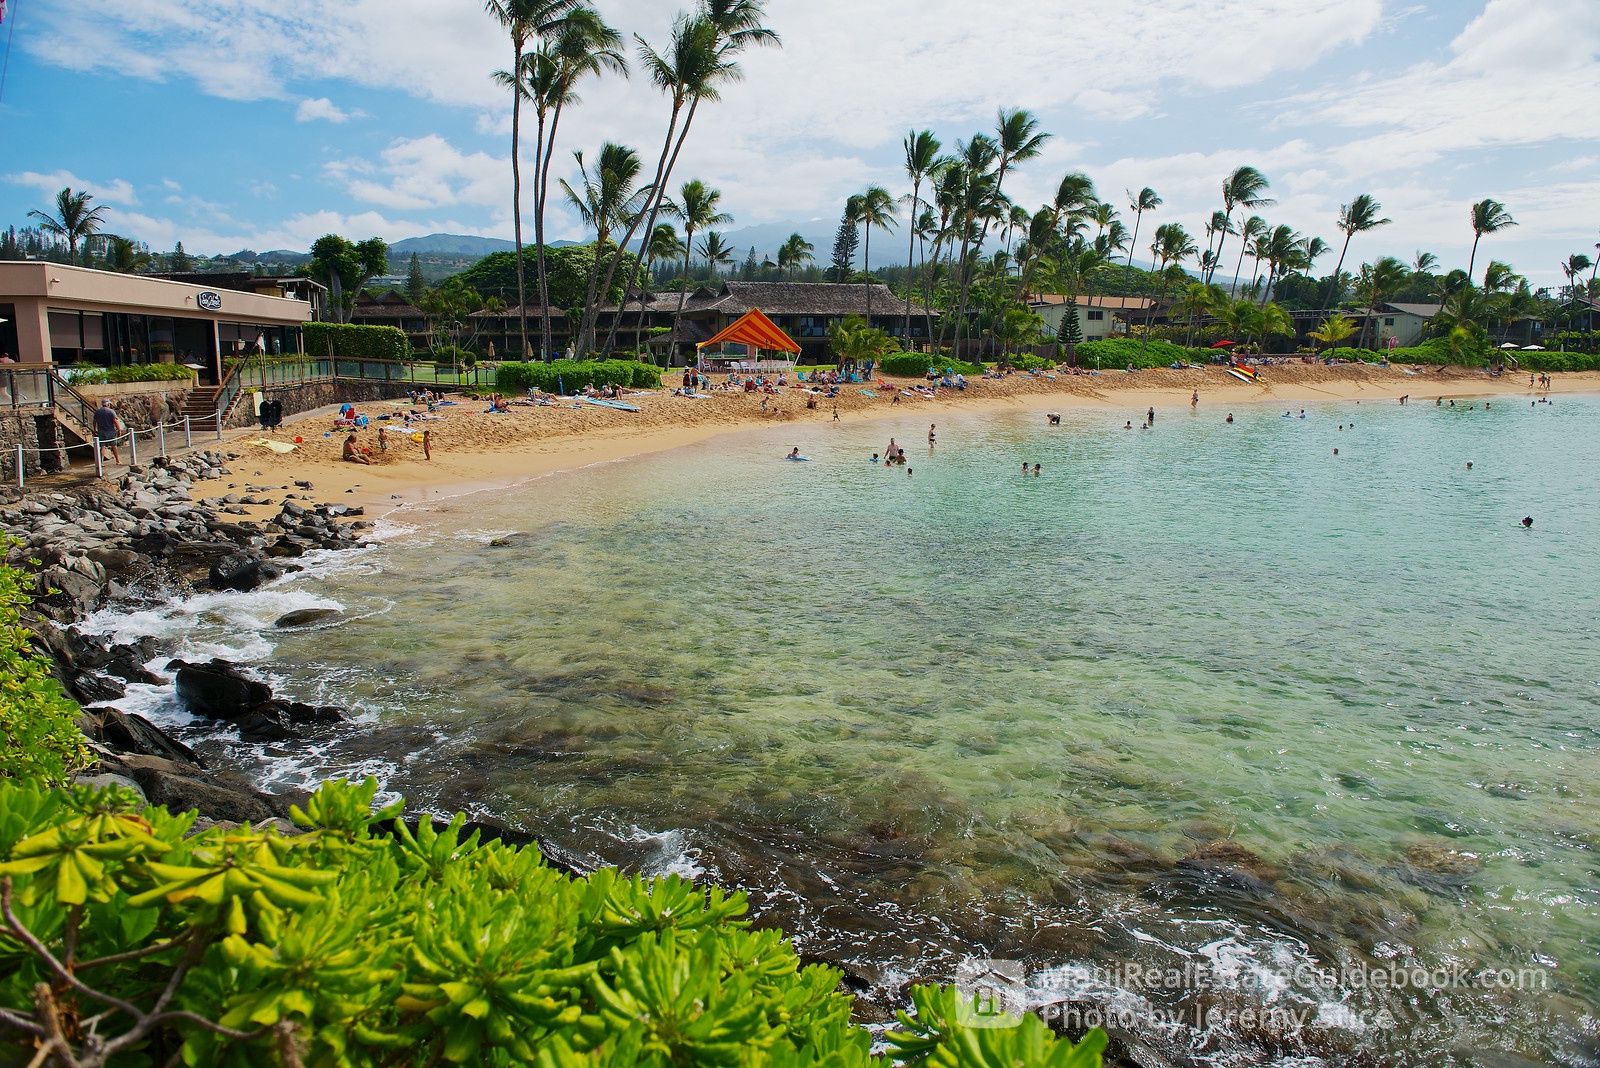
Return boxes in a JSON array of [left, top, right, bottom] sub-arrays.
[[2, 0, 1596, 287]]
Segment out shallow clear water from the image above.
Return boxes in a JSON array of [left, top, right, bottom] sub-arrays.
[[97, 394, 1600, 1067]]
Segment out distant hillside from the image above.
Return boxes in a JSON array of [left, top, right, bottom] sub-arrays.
[[390, 233, 576, 257]]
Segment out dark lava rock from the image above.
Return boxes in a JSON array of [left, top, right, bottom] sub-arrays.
[[85, 547, 148, 576], [209, 551, 285, 592], [80, 706, 203, 767], [72, 672, 127, 704], [274, 607, 342, 628], [171, 658, 272, 718], [282, 701, 344, 725], [102, 654, 163, 686], [131, 530, 176, 557], [114, 755, 275, 823]]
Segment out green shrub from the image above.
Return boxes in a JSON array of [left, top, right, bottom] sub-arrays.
[[496, 359, 662, 393], [0, 557, 90, 785], [0, 777, 1107, 1067], [878, 352, 985, 378], [68, 364, 199, 386], [1074, 337, 1209, 369], [303, 322, 409, 363]]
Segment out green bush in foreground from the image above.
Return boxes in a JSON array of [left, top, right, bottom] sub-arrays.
[[495, 359, 662, 394], [0, 559, 90, 786], [0, 777, 1106, 1067], [1074, 338, 1207, 369], [877, 352, 985, 378]]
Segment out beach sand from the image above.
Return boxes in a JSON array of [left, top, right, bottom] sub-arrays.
[[192, 364, 1599, 519]]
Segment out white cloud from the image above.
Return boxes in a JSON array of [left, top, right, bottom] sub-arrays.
[[6, 170, 139, 207], [295, 97, 361, 124], [328, 135, 511, 215]]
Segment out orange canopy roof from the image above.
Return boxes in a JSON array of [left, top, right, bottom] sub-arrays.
[[695, 308, 801, 354]]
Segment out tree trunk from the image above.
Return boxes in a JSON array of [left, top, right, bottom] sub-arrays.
[[670, 229, 696, 366], [864, 223, 872, 325], [903, 181, 920, 350], [1321, 235, 1351, 315], [598, 96, 700, 356], [1467, 232, 1482, 292], [510, 42, 529, 362]]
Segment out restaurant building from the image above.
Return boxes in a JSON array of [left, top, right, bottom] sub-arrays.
[[0, 262, 313, 385]]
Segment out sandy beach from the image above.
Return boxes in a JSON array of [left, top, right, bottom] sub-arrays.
[[191, 363, 1600, 517]]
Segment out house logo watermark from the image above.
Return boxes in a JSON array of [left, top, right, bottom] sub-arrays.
[[954, 959, 1030, 1028]]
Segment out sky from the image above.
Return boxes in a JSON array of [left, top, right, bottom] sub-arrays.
[[1, 0, 1597, 288]]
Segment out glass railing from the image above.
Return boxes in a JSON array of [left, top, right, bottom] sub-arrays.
[[1, 368, 58, 410]]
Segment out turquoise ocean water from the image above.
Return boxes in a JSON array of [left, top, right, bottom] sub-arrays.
[[100, 393, 1599, 1066]]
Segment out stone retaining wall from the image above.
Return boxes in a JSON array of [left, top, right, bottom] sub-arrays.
[[225, 379, 422, 429]]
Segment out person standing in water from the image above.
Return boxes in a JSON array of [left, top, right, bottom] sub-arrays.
[[1147, 406, 1155, 426], [1192, 390, 1199, 408], [928, 424, 936, 448]]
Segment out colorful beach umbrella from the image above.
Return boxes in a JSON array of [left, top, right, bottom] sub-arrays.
[[1210, 340, 1236, 348]]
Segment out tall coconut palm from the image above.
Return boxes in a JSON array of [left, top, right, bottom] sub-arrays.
[[1321, 193, 1391, 312], [1562, 254, 1593, 327], [663, 179, 732, 348], [596, 0, 778, 355], [777, 232, 813, 281], [28, 187, 109, 266], [1257, 225, 1302, 304], [1299, 235, 1331, 280], [948, 136, 1003, 353], [630, 223, 688, 351], [698, 231, 734, 281], [901, 130, 942, 349], [525, 7, 627, 358], [1230, 215, 1268, 294], [1354, 256, 1408, 349], [487, 0, 582, 357], [1466, 198, 1516, 290], [988, 109, 1048, 260], [1209, 166, 1273, 286], [560, 143, 648, 353], [853, 185, 897, 325], [1122, 186, 1161, 300]]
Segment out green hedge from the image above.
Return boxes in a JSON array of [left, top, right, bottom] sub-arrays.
[[304, 322, 409, 363], [68, 364, 199, 386], [1074, 338, 1211, 369], [0, 776, 1107, 1067], [878, 352, 985, 377], [495, 359, 663, 393], [0, 557, 90, 785]]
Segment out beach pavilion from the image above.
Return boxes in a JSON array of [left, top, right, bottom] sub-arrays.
[[694, 308, 801, 374]]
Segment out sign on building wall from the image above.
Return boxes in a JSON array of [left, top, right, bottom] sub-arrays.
[[197, 291, 222, 312]]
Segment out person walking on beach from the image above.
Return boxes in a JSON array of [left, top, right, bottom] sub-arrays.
[[94, 401, 124, 466], [378, 426, 389, 451], [422, 429, 432, 461]]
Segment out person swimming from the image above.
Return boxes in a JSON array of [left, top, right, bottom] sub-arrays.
[[1032, 463, 1041, 475], [1226, 414, 1234, 423], [787, 447, 801, 459], [1124, 420, 1133, 429], [871, 453, 880, 463], [1522, 516, 1533, 528]]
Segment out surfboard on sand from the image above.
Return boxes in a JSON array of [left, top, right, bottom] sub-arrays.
[[1226, 368, 1254, 383], [581, 397, 641, 412]]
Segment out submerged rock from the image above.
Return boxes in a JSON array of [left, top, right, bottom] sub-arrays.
[[274, 607, 342, 628]]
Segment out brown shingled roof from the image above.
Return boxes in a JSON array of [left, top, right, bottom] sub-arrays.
[[674, 281, 935, 317]]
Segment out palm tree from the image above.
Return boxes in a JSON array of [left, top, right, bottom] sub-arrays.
[[1122, 186, 1161, 297], [1230, 215, 1268, 294], [901, 130, 942, 349], [526, 7, 627, 358], [777, 232, 813, 281], [1308, 312, 1357, 354], [1257, 225, 1302, 304], [487, 0, 582, 357], [1298, 235, 1331, 281], [1467, 198, 1516, 290], [698, 231, 734, 280], [561, 142, 648, 354], [596, 1, 778, 355], [854, 185, 897, 325], [1321, 193, 1391, 311], [1354, 256, 1409, 350], [28, 188, 109, 266], [101, 236, 151, 274], [626, 222, 686, 353], [1210, 166, 1273, 286], [1174, 281, 1220, 348], [1561, 254, 1592, 332], [948, 136, 1005, 354], [663, 179, 732, 348]]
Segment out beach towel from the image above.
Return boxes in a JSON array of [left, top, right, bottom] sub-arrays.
[[858, 389, 878, 398], [244, 439, 297, 454]]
